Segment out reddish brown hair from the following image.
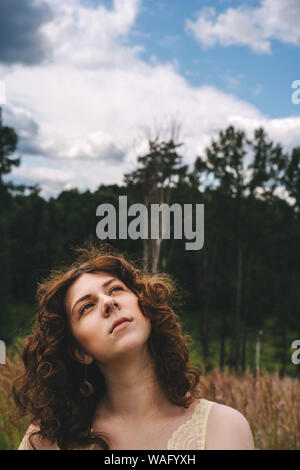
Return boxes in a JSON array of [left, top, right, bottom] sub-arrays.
[[13, 245, 202, 449]]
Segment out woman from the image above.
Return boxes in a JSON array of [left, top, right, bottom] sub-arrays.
[[14, 246, 255, 450]]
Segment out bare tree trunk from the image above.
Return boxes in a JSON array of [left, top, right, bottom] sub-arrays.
[[280, 324, 287, 377], [143, 238, 151, 272], [241, 327, 247, 372], [143, 194, 152, 272], [151, 238, 162, 273], [146, 183, 172, 273], [199, 242, 218, 366], [234, 242, 243, 372], [241, 247, 253, 372], [219, 313, 226, 372], [152, 185, 171, 272]]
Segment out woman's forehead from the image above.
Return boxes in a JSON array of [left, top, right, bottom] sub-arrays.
[[65, 271, 122, 310]]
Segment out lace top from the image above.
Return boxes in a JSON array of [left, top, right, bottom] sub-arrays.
[[167, 398, 214, 450], [89, 398, 214, 450]]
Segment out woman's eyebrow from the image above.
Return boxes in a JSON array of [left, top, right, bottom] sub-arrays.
[[70, 277, 119, 316]]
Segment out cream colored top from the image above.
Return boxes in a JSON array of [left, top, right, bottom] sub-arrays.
[[167, 398, 214, 450], [89, 398, 214, 450]]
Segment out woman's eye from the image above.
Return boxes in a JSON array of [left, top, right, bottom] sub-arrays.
[[78, 287, 123, 316], [110, 286, 123, 294], [80, 303, 94, 315]]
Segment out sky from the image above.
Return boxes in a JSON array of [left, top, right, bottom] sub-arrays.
[[0, 0, 300, 199]]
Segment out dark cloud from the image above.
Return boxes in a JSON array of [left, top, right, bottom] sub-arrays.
[[3, 105, 42, 156], [97, 144, 125, 164], [0, 0, 53, 65]]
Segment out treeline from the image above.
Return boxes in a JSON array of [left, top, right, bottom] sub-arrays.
[[0, 111, 300, 377]]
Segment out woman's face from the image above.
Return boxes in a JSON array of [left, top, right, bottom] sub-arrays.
[[64, 271, 151, 365]]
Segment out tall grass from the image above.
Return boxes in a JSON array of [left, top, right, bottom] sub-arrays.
[[0, 348, 30, 450], [0, 349, 299, 450], [199, 367, 300, 450]]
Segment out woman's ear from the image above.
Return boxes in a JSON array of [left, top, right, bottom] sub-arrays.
[[68, 343, 93, 365]]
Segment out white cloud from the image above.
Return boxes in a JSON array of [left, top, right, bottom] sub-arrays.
[[41, 0, 143, 68], [6, 156, 125, 199], [1, 0, 300, 199], [228, 115, 300, 153], [186, 0, 300, 54], [223, 73, 245, 91], [63, 130, 125, 162], [6, 165, 74, 199]]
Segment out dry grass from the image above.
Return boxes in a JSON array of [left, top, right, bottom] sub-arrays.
[[199, 367, 300, 450], [0, 350, 30, 450], [0, 350, 299, 450]]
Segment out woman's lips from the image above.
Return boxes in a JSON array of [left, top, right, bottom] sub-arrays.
[[111, 320, 131, 334]]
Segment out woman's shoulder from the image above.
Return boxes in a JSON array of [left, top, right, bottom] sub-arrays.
[[18, 424, 59, 450], [203, 400, 255, 450]]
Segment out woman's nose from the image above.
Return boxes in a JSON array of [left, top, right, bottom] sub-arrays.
[[101, 294, 119, 317]]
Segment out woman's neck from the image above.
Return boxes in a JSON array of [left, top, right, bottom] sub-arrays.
[[95, 346, 171, 422]]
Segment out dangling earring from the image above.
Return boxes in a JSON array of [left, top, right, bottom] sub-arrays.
[[80, 360, 94, 398], [148, 340, 154, 358]]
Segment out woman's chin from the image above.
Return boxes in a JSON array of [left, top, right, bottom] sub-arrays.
[[110, 335, 151, 360]]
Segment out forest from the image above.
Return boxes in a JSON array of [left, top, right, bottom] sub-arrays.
[[0, 108, 300, 378]]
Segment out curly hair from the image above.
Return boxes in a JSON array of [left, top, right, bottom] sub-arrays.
[[13, 245, 203, 450]]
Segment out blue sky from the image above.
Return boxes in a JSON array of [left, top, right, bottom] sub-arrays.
[[126, 0, 300, 118], [0, 0, 300, 198], [83, 0, 300, 118]]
